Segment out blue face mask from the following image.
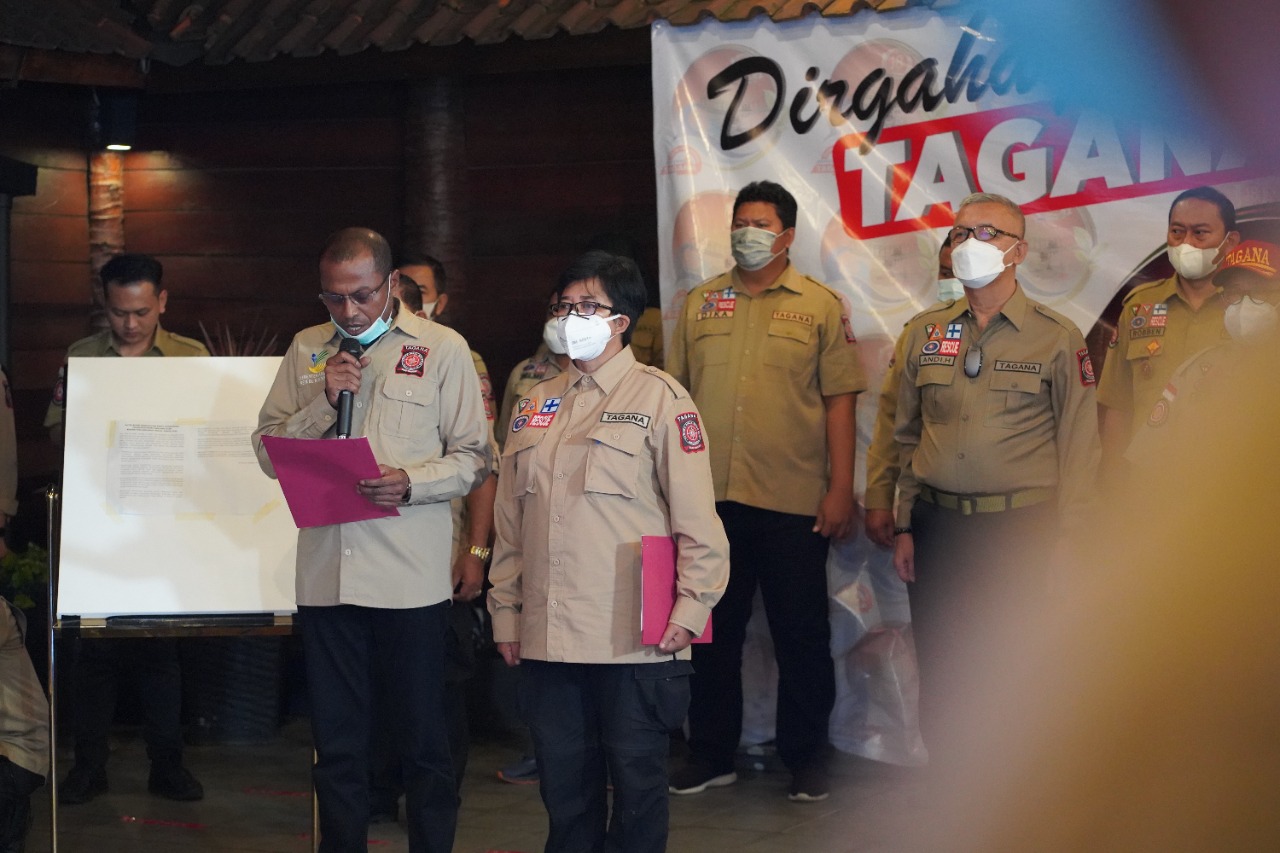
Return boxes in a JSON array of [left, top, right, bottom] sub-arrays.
[[332, 275, 393, 346]]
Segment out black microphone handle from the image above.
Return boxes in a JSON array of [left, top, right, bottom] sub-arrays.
[[335, 338, 364, 439], [336, 389, 354, 439]]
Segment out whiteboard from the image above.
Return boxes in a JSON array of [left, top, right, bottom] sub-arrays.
[[58, 357, 297, 617]]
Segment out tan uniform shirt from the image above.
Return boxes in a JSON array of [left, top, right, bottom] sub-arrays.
[[451, 348, 501, 563], [668, 264, 867, 517], [44, 327, 209, 440], [0, 599, 49, 778], [497, 346, 566, 452], [866, 345, 907, 513], [1124, 340, 1239, 470], [1097, 275, 1228, 438], [471, 349, 496, 424], [892, 286, 1101, 535], [630, 306, 665, 369], [0, 368, 17, 518], [488, 347, 729, 664], [254, 310, 490, 608]]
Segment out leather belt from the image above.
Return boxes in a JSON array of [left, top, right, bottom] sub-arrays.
[[918, 484, 1053, 515]]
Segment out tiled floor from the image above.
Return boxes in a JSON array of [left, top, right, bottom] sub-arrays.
[[27, 722, 925, 853]]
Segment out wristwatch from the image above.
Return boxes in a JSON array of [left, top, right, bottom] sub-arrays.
[[468, 545, 492, 562]]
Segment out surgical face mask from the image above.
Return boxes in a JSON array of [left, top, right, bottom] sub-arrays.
[[937, 277, 965, 301], [558, 313, 617, 361], [421, 300, 438, 319], [950, 238, 1016, 289], [1224, 296, 1279, 340], [1168, 236, 1229, 281], [542, 316, 568, 355], [332, 275, 393, 346], [731, 226, 787, 271]]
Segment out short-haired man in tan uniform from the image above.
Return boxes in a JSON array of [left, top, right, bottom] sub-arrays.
[[668, 180, 866, 802]]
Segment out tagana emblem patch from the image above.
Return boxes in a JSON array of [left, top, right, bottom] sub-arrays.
[[676, 412, 705, 453], [396, 345, 429, 377]]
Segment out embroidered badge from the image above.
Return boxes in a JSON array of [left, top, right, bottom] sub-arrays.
[[396, 345, 429, 377], [925, 323, 944, 341], [1147, 399, 1169, 426], [1132, 325, 1165, 339], [842, 314, 856, 343], [601, 412, 651, 429], [772, 311, 813, 326], [529, 413, 556, 428], [919, 355, 956, 366], [1131, 316, 1147, 329], [922, 340, 941, 355], [676, 412, 706, 453], [511, 414, 530, 433], [1146, 341, 1162, 356], [1078, 348, 1096, 386], [520, 361, 549, 380], [939, 340, 961, 356], [540, 398, 561, 414], [995, 360, 1042, 374], [1153, 303, 1168, 316], [697, 287, 737, 319], [945, 323, 963, 340], [308, 349, 330, 374], [517, 398, 539, 415]]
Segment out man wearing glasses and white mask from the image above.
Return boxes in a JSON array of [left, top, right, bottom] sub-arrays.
[[887, 192, 1100, 762], [254, 228, 490, 853]]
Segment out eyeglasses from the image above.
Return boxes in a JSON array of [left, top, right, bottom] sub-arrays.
[[318, 276, 388, 308], [550, 300, 613, 317], [964, 345, 983, 378], [949, 224, 1023, 245]]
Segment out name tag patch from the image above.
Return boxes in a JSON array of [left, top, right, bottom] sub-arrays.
[[772, 310, 813, 326], [396, 345, 429, 377], [676, 412, 705, 453], [993, 360, 1041, 375], [919, 354, 956, 366], [601, 412, 651, 429]]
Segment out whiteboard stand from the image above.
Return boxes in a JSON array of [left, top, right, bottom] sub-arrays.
[[43, 485, 316, 853]]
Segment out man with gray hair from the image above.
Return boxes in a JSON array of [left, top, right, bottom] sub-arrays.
[[887, 192, 1100, 753]]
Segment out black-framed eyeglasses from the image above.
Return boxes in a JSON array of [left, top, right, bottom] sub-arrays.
[[949, 224, 1023, 245], [550, 300, 614, 317], [964, 345, 983, 378], [318, 276, 388, 308]]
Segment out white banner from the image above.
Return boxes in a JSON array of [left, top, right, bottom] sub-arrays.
[[653, 7, 1273, 765]]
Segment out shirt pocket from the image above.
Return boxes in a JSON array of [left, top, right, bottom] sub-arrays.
[[915, 364, 956, 424], [691, 320, 733, 366], [584, 423, 647, 499], [505, 428, 546, 497], [984, 370, 1044, 430], [376, 373, 438, 440], [762, 318, 813, 374]]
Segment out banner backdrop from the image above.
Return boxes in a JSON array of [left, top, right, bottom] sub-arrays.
[[652, 7, 1275, 765]]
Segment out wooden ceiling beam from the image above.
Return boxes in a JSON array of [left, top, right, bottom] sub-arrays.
[[0, 45, 146, 88]]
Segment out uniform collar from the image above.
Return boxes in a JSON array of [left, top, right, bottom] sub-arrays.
[[959, 282, 1030, 331], [731, 261, 804, 295], [568, 345, 635, 395]]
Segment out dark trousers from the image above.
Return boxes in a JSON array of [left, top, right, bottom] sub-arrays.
[[297, 602, 456, 853], [370, 601, 475, 809], [0, 757, 43, 853], [71, 637, 184, 770], [907, 498, 1054, 755], [688, 502, 835, 773], [521, 658, 692, 853]]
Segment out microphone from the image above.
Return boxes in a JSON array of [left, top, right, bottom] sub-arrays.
[[335, 337, 363, 439]]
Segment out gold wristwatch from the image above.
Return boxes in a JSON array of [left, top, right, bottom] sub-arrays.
[[468, 545, 492, 561]]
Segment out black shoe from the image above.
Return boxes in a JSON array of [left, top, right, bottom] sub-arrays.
[[59, 765, 108, 805], [148, 763, 204, 801], [668, 760, 737, 795], [788, 763, 830, 803]]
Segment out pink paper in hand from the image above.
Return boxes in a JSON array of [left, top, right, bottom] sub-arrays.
[[641, 535, 712, 645], [261, 435, 400, 528]]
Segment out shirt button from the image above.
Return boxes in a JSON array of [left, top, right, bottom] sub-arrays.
[[957, 452, 965, 460], [961, 414, 969, 422], [736, 406, 743, 412], [343, 549, 352, 556], [550, 600, 558, 608], [612, 432, 620, 439], [405, 390, 412, 397], [552, 558, 561, 566], [553, 515, 561, 523], [356, 402, 363, 408], [556, 472, 564, 480], [577, 400, 585, 407]]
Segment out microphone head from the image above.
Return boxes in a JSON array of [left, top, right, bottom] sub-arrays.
[[339, 337, 364, 358]]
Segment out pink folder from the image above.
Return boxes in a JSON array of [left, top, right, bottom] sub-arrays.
[[261, 435, 401, 528], [641, 535, 712, 645]]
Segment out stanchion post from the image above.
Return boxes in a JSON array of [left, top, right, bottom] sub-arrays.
[[45, 483, 59, 853]]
